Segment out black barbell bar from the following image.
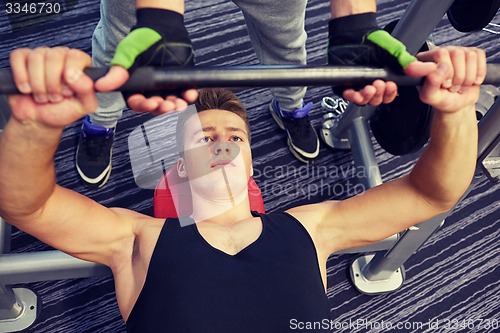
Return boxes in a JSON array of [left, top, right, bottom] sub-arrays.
[[1, 64, 499, 94]]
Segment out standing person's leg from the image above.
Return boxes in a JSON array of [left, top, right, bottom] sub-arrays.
[[76, 0, 136, 187], [233, 0, 319, 163], [328, 0, 378, 52], [330, 0, 376, 18]]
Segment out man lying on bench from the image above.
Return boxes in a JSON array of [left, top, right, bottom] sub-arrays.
[[0, 45, 485, 332]]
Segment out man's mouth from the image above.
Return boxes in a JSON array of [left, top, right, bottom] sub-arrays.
[[211, 159, 236, 168]]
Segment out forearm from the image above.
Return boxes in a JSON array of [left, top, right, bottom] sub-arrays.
[[409, 105, 478, 209], [330, 0, 376, 18], [0, 117, 62, 219], [136, 0, 184, 14]]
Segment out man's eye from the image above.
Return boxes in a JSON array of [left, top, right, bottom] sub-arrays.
[[198, 137, 212, 143], [230, 136, 243, 142]]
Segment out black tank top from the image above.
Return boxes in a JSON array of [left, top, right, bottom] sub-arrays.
[[126, 212, 330, 333]]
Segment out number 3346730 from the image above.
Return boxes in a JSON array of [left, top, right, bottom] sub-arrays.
[[5, 2, 61, 14]]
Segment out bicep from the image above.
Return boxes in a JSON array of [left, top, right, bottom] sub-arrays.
[[11, 185, 137, 267], [316, 176, 449, 254]]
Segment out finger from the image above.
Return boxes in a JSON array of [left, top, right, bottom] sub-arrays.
[[462, 48, 478, 87], [382, 81, 398, 104], [403, 61, 437, 78], [45, 47, 68, 103], [475, 48, 487, 85], [419, 62, 448, 105], [367, 80, 386, 106], [157, 99, 178, 114], [343, 90, 366, 105], [127, 95, 163, 113], [173, 98, 188, 111], [63, 49, 97, 114], [61, 48, 90, 99], [28, 47, 49, 103], [9, 48, 32, 94], [95, 66, 130, 92], [127, 95, 151, 112], [61, 83, 74, 98], [161, 96, 188, 113], [165, 95, 178, 102], [176, 102, 189, 113], [182, 89, 199, 103], [417, 48, 454, 89], [448, 47, 466, 91], [71, 73, 99, 115], [343, 85, 376, 106], [63, 49, 92, 86], [359, 85, 377, 105]]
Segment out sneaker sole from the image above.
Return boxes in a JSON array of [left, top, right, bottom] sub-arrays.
[[288, 139, 311, 163], [75, 145, 113, 188], [76, 162, 112, 188], [287, 135, 320, 162], [269, 101, 285, 130]]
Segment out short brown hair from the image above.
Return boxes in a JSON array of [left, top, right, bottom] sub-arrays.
[[175, 88, 251, 154]]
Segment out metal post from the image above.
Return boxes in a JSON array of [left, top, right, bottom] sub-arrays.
[[0, 251, 111, 285], [350, 215, 446, 295], [362, 215, 445, 281], [0, 285, 38, 333], [0, 218, 39, 332], [0, 218, 11, 254], [348, 117, 383, 189], [0, 285, 22, 321], [478, 93, 500, 182], [391, 0, 456, 53], [478, 97, 500, 158]]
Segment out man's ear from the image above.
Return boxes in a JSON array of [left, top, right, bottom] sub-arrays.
[[250, 164, 254, 177], [177, 157, 187, 178]]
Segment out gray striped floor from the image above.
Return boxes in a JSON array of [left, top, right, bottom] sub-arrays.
[[0, 0, 499, 332]]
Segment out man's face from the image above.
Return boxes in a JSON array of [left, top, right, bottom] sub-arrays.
[[178, 109, 252, 200]]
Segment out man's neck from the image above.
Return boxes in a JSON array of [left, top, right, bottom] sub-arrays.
[[190, 189, 253, 226]]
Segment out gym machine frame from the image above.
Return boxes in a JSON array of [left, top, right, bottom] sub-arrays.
[[0, 0, 499, 331]]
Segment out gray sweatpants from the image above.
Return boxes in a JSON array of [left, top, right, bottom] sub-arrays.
[[90, 0, 308, 128]]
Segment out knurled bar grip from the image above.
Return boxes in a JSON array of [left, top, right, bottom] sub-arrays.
[[0, 65, 499, 94]]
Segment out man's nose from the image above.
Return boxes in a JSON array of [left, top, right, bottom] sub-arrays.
[[212, 142, 235, 156]]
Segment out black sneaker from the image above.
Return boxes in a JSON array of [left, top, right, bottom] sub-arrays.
[[76, 116, 114, 187], [269, 100, 319, 162]]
